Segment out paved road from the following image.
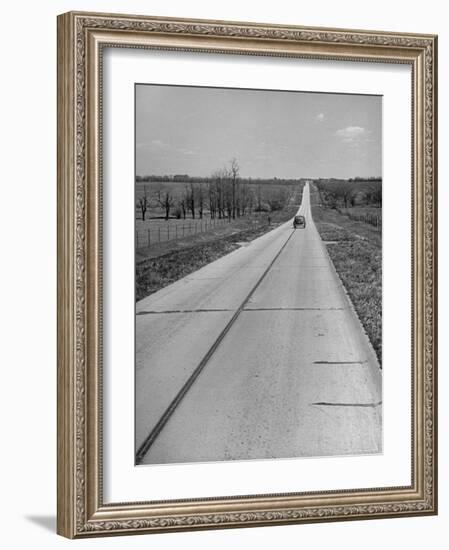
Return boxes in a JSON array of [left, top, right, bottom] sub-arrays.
[[136, 183, 382, 464]]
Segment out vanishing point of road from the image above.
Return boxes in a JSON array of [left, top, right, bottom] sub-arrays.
[[135, 182, 382, 464]]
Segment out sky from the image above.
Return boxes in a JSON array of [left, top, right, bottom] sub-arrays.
[[136, 84, 382, 180]]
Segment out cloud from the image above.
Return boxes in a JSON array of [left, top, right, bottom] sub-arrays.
[[316, 113, 325, 122], [136, 139, 171, 151], [150, 139, 170, 150], [335, 126, 366, 143]]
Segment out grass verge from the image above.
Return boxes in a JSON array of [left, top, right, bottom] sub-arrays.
[[311, 188, 382, 364]]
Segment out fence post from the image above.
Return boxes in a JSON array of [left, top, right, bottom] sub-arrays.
[[148, 229, 150, 247], [135, 231, 138, 249], [158, 227, 161, 242]]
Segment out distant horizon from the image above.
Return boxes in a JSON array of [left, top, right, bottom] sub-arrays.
[[135, 174, 382, 181], [136, 84, 382, 180]]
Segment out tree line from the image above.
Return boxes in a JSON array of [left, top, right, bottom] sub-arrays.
[[137, 159, 293, 221], [316, 180, 382, 209], [136, 173, 305, 186]]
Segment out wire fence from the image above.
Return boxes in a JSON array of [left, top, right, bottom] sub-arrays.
[[135, 216, 235, 249], [338, 209, 382, 230]]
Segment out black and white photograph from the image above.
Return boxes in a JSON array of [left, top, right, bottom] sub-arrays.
[[134, 84, 383, 466]]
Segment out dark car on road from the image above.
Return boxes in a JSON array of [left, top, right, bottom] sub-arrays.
[[293, 215, 306, 229]]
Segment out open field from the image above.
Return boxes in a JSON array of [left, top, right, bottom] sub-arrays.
[[310, 183, 382, 363]]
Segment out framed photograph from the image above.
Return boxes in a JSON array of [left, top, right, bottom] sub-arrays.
[[57, 11, 437, 538]]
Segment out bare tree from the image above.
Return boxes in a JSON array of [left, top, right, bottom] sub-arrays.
[[230, 158, 240, 219], [208, 178, 218, 219], [157, 190, 175, 221], [365, 183, 382, 206], [187, 182, 196, 219], [333, 181, 356, 208], [317, 181, 347, 209], [265, 188, 289, 211], [179, 196, 187, 219], [196, 183, 205, 219], [212, 168, 229, 219], [240, 183, 254, 215], [137, 185, 150, 221], [216, 169, 227, 219], [257, 184, 262, 212]]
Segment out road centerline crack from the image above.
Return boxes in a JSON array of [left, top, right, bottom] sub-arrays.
[[243, 307, 345, 312], [311, 401, 382, 408], [137, 308, 233, 315], [313, 360, 367, 365]]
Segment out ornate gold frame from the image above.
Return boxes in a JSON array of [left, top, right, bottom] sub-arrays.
[[57, 11, 437, 538]]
